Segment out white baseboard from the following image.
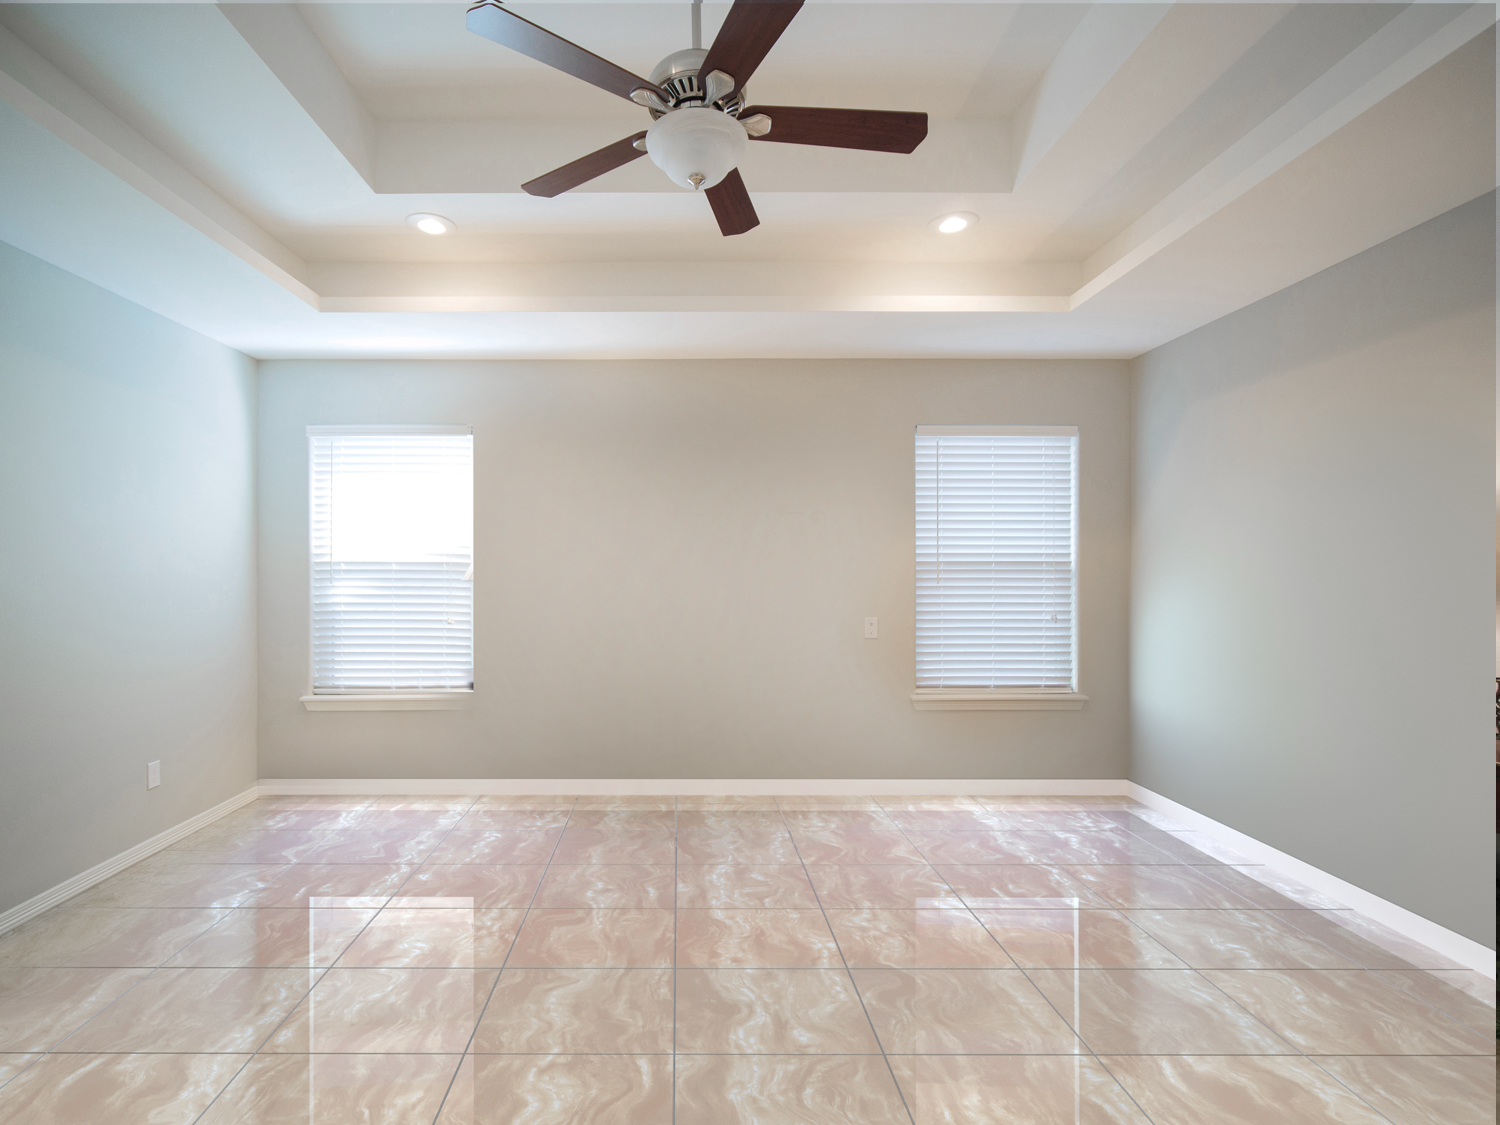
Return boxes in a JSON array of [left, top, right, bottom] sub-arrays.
[[0, 786, 260, 937], [256, 777, 1134, 797], [1129, 783, 1496, 979]]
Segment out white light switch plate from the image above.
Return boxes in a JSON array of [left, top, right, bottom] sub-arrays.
[[147, 760, 160, 789], [864, 617, 879, 639]]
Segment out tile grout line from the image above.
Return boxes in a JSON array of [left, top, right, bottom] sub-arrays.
[[874, 794, 1167, 1125], [184, 794, 477, 1125], [425, 793, 579, 1125], [776, 795, 919, 1125]]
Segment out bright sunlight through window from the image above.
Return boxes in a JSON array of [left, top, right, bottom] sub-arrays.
[[309, 426, 473, 694]]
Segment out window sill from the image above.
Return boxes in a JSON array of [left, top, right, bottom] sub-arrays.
[[301, 692, 474, 712], [911, 691, 1088, 711]]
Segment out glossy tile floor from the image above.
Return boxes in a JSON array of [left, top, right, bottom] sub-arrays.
[[0, 795, 1492, 1124]]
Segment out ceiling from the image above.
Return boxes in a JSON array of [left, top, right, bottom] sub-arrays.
[[0, 1, 1492, 360]]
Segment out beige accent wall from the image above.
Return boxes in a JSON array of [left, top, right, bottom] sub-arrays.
[[1131, 194, 1496, 947], [0, 239, 258, 916], [256, 359, 1132, 782]]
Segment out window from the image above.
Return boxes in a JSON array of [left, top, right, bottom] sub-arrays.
[[912, 426, 1085, 710], [305, 426, 473, 708]]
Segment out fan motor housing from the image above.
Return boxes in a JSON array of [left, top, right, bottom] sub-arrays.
[[648, 48, 746, 118]]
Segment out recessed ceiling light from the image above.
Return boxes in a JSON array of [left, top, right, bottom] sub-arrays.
[[406, 213, 454, 235], [931, 211, 977, 234]]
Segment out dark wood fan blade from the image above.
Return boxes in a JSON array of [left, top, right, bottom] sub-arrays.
[[705, 168, 759, 236], [699, 0, 804, 94], [741, 105, 928, 153], [522, 133, 649, 197], [467, 2, 664, 102]]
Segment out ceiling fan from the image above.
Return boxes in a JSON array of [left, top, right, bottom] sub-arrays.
[[465, 0, 928, 236]]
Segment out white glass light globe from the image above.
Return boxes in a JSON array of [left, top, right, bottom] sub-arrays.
[[645, 107, 747, 190]]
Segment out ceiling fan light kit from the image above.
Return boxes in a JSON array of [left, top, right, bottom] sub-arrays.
[[464, 0, 929, 236]]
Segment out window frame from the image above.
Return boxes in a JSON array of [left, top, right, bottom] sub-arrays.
[[300, 424, 475, 712], [910, 424, 1087, 712]]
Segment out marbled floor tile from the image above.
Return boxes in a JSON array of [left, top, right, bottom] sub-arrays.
[[780, 810, 901, 832], [394, 864, 546, 908], [1313, 1055, 1497, 1125], [1026, 968, 1297, 1055], [791, 830, 929, 865], [551, 810, 672, 831], [676, 811, 789, 831], [675, 969, 882, 1054], [56, 966, 309, 1052], [243, 863, 415, 908], [421, 830, 562, 866], [1060, 865, 1262, 910], [0, 1055, 40, 1087], [1198, 867, 1316, 910], [369, 797, 476, 810], [533, 865, 675, 908], [1116, 824, 1226, 866], [258, 797, 376, 810], [804, 864, 961, 909], [165, 906, 379, 968], [197, 1052, 462, 1125], [68, 860, 292, 909], [166, 829, 332, 864], [456, 809, 573, 830], [472, 795, 577, 807], [676, 909, 842, 967], [676, 796, 779, 808], [775, 796, 884, 807], [885, 810, 1009, 832], [1424, 968, 1497, 1007], [336, 908, 526, 968], [1008, 831, 1180, 866], [1202, 968, 1496, 1055], [437, 1053, 671, 1125], [976, 910, 1186, 969], [675, 829, 800, 864], [296, 829, 449, 866], [569, 796, 671, 809], [0, 967, 153, 1050], [506, 909, 675, 967], [1289, 909, 1467, 970], [1122, 910, 1361, 970], [254, 810, 369, 831], [340, 811, 466, 832], [989, 810, 1135, 832], [826, 909, 1016, 969], [1215, 868, 1341, 909], [0, 907, 229, 968], [0, 1052, 247, 1125], [878, 799, 985, 811], [1101, 1054, 1390, 1125], [902, 832, 1039, 865], [471, 967, 673, 1052], [934, 864, 1101, 908], [264, 967, 498, 1054], [1163, 830, 1258, 865], [676, 1054, 910, 1125], [549, 830, 677, 865], [676, 865, 819, 908], [852, 968, 1081, 1054], [889, 1054, 1152, 1124]]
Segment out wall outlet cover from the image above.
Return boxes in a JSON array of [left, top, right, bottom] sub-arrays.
[[864, 617, 879, 638], [147, 761, 161, 789]]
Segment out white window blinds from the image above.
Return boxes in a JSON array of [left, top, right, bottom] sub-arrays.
[[915, 426, 1077, 691], [309, 426, 473, 694]]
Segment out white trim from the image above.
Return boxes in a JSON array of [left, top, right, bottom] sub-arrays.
[[301, 692, 474, 711], [0, 786, 260, 937], [915, 425, 1079, 437], [1128, 783, 1497, 979], [256, 777, 1132, 797], [305, 424, 472, 435], [911, 691, 1088, 711]]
